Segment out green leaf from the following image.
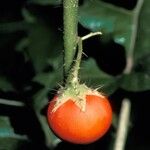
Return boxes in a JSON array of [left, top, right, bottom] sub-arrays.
[[33, 71, 62, 89], [29, 0, 62, 5], [134, 53, 150, 76], [0, 5, 63, 74], [0, 116, 28, 150], [32, 88, 60, 147], [0, 21, 27, 33], [31, 52, 62, 146], [16, 38, 29, 52], [0, 76, 14, 92], [79, 0, 133, 52], [32, 61, 63, 146], [122, 0, 150, 92], [134, 0, 150, 61], [120, 72, 150, 92], [80, 58, 118, 95], [27, 22, 62, 73], [22, 8, 37, 23]]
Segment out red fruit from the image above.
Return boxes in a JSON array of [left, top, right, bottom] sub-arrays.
[[47, 94, 112, 144]]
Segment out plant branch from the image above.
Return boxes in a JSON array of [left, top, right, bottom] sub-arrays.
[[124, 0, 144, 73], [114, 1, 143, 149], [63, 0, 79, 78], [66, 32, 102, 85], [65, 37, 83, 85], [113, 99, 131, 150], [0, 98, 25, 107], [81, 32, 102, 41]]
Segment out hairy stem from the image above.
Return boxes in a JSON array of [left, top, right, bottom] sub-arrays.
[[65, 37, 83, 85], [63, 0, 79, 79], [66, 32, 103, 86]]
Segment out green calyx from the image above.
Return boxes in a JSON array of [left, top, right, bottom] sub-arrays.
[[52, 82, 103, 112], [52, 83, 89, 112]]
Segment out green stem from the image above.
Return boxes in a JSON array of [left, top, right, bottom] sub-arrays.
[[63, 0, 79, 79], [74, 38, 83, 80], [81, 32, 102, 41], [66, 32, 103, 86], [66, 37, 83, 86]]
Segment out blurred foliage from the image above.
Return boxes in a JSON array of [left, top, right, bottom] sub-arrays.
[[0, 0, 150, 149], [79, 0, 133, 54], [29, 0, 62, 5], [0, 76, 14, 92], [79, 58, 118, 95], [0, 117, 28, 150]]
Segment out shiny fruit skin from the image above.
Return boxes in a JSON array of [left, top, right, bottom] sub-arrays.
[[47, 94, 112, 144]]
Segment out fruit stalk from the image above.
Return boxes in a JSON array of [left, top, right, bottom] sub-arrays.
[[66, 32, 102, 86], [66, 37, 83, 85], [63, 0, 79, 80]]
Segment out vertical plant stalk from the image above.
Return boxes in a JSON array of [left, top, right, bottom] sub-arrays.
[[113, 99, 131, 150], [63, 0, 79, 79], [114, 1, 143, 150], [124, 0, 144, 73]]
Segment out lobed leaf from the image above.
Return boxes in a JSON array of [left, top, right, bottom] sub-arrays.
[[79, 0, 133, 53]]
